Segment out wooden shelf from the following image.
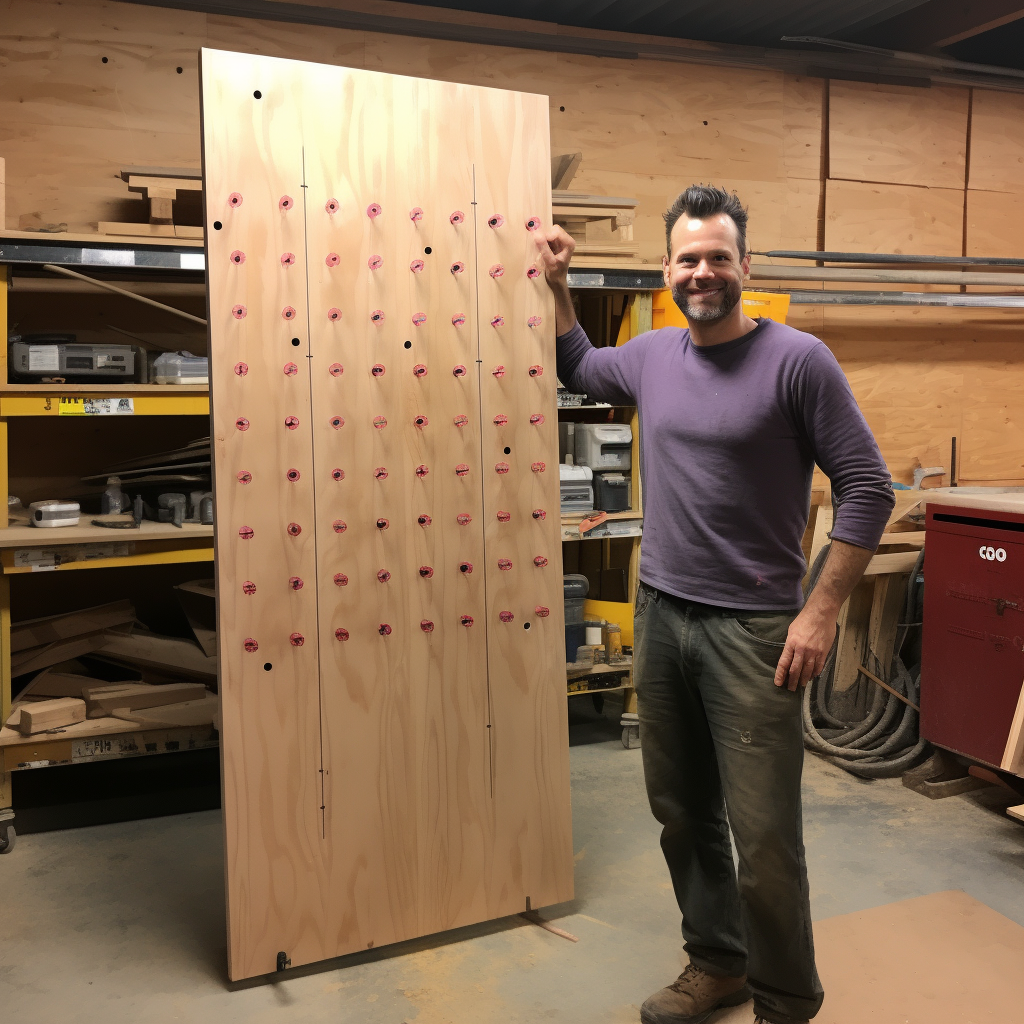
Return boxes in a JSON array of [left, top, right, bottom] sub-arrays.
[[0, 521, 212, 548], [0, 384, 208, 394], [0, 392, 209, 416], [0, 521, 214, 573], [560, 511, 643, 541], [0, 717, 217, 769]]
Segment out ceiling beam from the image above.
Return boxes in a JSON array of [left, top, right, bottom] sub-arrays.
[[859, 0, 1024, 50]]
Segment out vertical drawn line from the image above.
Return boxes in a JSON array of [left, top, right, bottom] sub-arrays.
[[471, 163, 496, 801], [300, 145, 328, 840]]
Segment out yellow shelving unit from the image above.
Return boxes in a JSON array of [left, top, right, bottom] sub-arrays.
[[0, 261, 214, 824]]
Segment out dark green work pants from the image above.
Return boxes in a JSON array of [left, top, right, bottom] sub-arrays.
[[633, 582, 824, 1024]]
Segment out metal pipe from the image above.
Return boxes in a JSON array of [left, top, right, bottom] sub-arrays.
[[11, 277, 207, 297], [779, 289, 1024, 308], [748, 264, 1024, 287], [756, 250, 1024, 267], [40, 264, 208, 326]]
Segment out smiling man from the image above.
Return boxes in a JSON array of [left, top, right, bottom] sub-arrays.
[[537, 185, 894, 1024]]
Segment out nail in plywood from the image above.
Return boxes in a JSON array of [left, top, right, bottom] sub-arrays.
[[824, 179, 964, 257], [202, 48, 571, 982], [828, 80, 969, 189]]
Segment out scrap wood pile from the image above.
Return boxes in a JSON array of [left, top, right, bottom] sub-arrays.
[[803, 495, 928, 778], [2, 582, 219, 740]]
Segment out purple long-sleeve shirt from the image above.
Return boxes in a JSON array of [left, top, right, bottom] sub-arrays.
[[558, 318, 894, 610]]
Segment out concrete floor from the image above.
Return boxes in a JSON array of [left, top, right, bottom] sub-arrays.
[[2, 701, 1023, 1024]]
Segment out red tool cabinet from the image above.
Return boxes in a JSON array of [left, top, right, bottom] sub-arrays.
[[921, 501, 1024, 768]]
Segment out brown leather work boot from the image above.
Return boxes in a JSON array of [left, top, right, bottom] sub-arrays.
[[640, 963, 752, 1024]]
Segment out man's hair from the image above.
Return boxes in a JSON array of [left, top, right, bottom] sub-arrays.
[[663, 185, 748, 257]]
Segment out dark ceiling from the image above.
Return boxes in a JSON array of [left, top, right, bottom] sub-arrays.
[[394, 0, 1024, 69]]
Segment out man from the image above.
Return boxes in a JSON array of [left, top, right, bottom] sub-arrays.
[[537, 185, 894, 1024]]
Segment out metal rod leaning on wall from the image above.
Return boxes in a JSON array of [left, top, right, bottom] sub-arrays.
[[748, 264, 1024, 287], [40, 264, 208, 326]]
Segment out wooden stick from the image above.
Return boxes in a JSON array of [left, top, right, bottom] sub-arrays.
[[520, 911, 579, 942], [42, 263, 208, 326], [858, 664, 920, 712]]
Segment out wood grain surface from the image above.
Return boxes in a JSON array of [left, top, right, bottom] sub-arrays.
[[202, 48, 571, 981]]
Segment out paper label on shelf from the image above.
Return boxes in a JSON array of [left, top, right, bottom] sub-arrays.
[[27, 346, 60, 372], [58, 397, 135, 416], [180, 253, 206, 270], [13, 542, 132, 569]]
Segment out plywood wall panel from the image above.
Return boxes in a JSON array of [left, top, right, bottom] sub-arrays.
[[0, 0, 205, 134], [965, 189, 1024, 258], [828, 80, 969, 189], [967, 89, 1024, 195], [782, 74, 825, 182], [203, 48, 571, 981], [824, 179, 964, 256], [821, 320, 1024, 485]]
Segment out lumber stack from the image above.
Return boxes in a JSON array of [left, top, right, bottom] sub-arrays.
[[2, 595, 222, 744], [552, 190, 640, 258]]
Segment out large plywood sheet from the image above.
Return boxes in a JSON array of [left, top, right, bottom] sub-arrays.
[[202, 48, 571, 981], [824, 179, 964, 256], [828, 80, 968, 189], [968, 88, 1024, 195], [965, 188, 1024, 258]]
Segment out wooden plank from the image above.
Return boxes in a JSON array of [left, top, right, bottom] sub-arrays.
[[82, 681, 206, 716], [832, 577, 875, 693], [828, 80, 969, 189], [864, 550, 922, 575], [19, 697, 86, 735], [1000, 680, 1024, 776], [967, 89, 1024, 194], [824, 180, 965, 257], [10, 599, 134, 653], [203, 47, 571, 982], [866, 573, 908, 678]]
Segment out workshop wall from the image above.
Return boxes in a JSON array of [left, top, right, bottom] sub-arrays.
[[1, 0, 1021, 485]]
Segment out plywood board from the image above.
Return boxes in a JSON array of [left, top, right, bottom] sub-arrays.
[[965, 189, 1024, 258], [717, 890, 1024, 1023], [824, 179, 964, 257], [202, 47, 571, 982], [968, 88, 1024, 194], [828, 80, 969, 189]]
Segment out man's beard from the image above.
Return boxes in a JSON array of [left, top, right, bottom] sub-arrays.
[[672, 279, 741, 323]]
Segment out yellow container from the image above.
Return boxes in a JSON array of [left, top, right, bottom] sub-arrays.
[[583, 599, 634, 647], [652, 288, 789, 329]]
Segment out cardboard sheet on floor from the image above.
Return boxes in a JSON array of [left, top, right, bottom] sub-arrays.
[[718, 890, 1023, 1023]]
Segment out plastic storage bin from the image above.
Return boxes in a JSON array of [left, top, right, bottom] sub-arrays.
[[153, 351, 209, 385]]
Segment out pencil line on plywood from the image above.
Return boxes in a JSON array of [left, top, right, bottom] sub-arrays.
[[300, 143, 328, 838], [470, 161, 496, 802]]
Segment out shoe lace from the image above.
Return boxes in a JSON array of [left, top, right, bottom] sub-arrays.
[[668, 963, 703, 993]]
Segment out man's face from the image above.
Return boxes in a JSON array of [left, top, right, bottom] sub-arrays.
[[662, 213, 750, 323]]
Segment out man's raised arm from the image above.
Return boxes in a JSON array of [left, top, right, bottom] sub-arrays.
[[536, 225, 648, 406]]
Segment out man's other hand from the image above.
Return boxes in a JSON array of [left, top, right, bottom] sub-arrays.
[[535, 224, 575, 287], [773, 606, 837, 691]]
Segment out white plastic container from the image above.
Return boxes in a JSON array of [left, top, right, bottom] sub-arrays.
[[29, 500, 80, 528], [153, 351, 209, 385]]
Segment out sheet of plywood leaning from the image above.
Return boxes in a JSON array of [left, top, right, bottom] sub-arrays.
[[201, 48, 572, 981]]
